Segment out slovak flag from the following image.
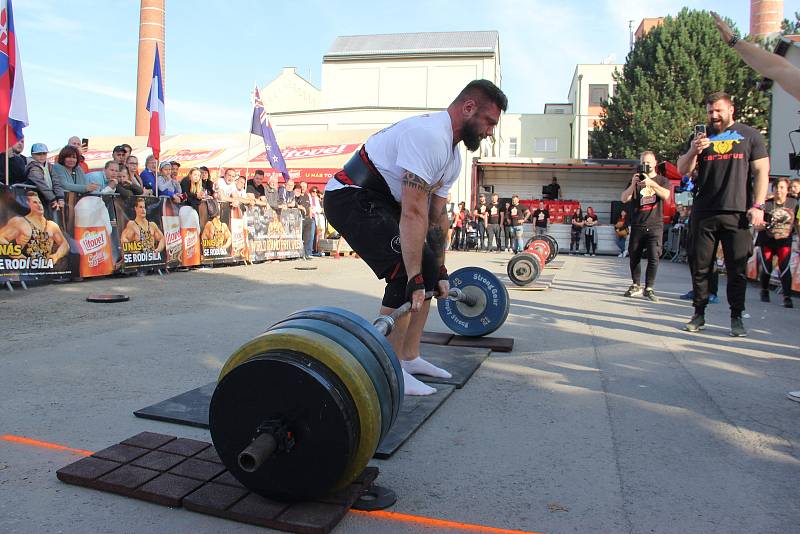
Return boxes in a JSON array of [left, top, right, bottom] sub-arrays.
[[250, 84, 289, 180], [146, 46, 165, 160], [0, 0, 28, 149]]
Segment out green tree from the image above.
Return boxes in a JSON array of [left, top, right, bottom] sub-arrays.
[[591, 8, 771, 162]]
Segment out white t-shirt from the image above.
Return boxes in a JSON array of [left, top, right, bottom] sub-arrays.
[[326, 111, 462, 203], [216, 178, 238, 199]]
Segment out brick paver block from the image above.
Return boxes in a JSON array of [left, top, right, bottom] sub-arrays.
[[193, 446, 223, 464], [158, 438, 210, 457], [121, 432, 176, 450], [168, 459, 226, 481], [448, 335, 514, 352], [211, 471, 246, 488], [56, 456, 121, 485], [277, 501, 347, 534], [135, 473, 205, 507], [131, 450, 186, 471], [228, 493, 291, 526], [92, 444, 149, 464], [95, 464, 160, 496], [183, 482, 248, 513]]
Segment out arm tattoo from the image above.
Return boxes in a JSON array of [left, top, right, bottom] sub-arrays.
[[402, 171, 433, 194], [427, 224, 446, 261]]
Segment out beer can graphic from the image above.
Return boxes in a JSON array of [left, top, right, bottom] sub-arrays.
[[74, 196, 114, 277], [161, 200, 182, 266], [179, 206, 201, 267]]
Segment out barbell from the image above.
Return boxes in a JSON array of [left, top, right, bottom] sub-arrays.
[[209, 266, 509, 501]]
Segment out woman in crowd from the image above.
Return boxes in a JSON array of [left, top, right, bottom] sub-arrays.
[[445, 193, 455, 250], [199, 166, 215, 197], [451, 201, 467, 250], [584, 206, 599, 256], [126, 155, 145, 193], [614, 208, 629, 257], [309, 186, 325, 255], [157, 162, 184, 204], [52, 145, 99, 194], [181, 167, 209, 210], [140, 155, 158, 194], [116, 165, 143, 199], [569, 206, 583, 255]]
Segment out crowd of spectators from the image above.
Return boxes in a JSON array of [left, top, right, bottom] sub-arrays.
[[1, 136, 334, 261]]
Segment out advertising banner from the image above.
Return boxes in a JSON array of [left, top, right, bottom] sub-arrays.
[[114, 196, 166, 272], [0, 185, 72, 280], [230, 203, 248, 263], [64, 192, 119, 278], [199, 200, 233, 264], [161, 199, 183, 269], [179, 205, 201, 267]]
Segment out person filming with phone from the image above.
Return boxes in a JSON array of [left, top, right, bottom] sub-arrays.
[[677, 92, 769, 337], [621, 151, 671, 301]]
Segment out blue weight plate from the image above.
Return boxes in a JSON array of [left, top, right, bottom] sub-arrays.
[[283, 307, 403, 427], [438, 267, 509, 337], [269, 318, 393, 442]]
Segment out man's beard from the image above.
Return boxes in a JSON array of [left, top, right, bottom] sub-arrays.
[[462, 119, 483, 151], [708, 114, 730, 134]]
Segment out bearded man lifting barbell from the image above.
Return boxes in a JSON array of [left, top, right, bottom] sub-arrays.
[[324, 80, 508, 395]]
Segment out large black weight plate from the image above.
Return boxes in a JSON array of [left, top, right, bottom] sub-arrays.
[[541, 234, 559, 262], [438, 267, 509, 337], [86, 294, 129, 303], [284, 307, 403, 426], [210, 351, 359, 501], [268, 317, 393, 441], [507, 253, 541, 286]]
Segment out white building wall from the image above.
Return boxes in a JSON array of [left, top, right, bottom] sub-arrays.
[[567, 64, 621, 159]]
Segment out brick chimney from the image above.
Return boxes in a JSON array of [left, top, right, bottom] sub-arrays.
[[135, 0, 165, 136], [750, 0, 784, 39]]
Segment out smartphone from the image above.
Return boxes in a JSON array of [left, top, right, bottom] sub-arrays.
[[81, 137, 89, 149], [694, 124, 706, 137]]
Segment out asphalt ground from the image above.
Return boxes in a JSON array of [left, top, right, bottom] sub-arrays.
[[1, 251, 799, 534]]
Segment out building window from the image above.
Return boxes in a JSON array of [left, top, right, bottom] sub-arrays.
[[534, 138, 558, 153], [589, 84, 609, 105], [508, 137, 518, 157]]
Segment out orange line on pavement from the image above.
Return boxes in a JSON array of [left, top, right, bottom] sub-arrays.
[[2, 434, 540, 534], [351, 509, 542, 534], [0, 434, 93, 456]]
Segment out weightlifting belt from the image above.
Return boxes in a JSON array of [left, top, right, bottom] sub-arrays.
[[334, 146, 392, 198]]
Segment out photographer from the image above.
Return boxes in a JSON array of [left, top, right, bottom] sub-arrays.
[[621, 151, 671, 301]]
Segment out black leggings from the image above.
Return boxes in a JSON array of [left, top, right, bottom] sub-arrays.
[[584, 232, 596, 254], [570, 229, 581, 251], [628, 226, 662, 288]]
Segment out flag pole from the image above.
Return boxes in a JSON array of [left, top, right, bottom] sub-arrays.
[[5, 124, 9, 186], [245, 81, 256, 181]]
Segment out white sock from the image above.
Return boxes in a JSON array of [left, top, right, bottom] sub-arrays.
[[401, 369, 437, 396], [401, 356, 452, 379]]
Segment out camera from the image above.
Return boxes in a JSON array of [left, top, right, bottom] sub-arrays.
[[636, 163, 652, 176]]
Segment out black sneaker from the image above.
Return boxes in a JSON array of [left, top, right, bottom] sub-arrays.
[[643, 288, 659, 302], [784, 297, 793, 308], [685, 314, 705, 332], [760, 290, 770, 303], [730, 317, 747, 337], [624, 284, 643, 297]]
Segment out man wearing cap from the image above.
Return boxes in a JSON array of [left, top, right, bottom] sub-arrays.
[[112, 145, 127, 170], [25, 143, 65, 212], [0, 138, 27, 185]]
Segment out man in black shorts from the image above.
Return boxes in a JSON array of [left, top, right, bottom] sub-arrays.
[[621, 150, 671, 302], [324, 80, 507, 395], [677, 91, 769, 336]]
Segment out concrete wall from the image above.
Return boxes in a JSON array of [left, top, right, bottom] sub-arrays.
[[769, 40, 800, 178]]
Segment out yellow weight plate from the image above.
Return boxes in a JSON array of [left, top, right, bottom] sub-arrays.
[[219, 328, 381, 491]]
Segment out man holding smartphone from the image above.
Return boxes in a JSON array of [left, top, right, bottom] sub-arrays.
[[677, 92, 769, 337]]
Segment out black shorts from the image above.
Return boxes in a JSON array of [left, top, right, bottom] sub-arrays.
[[323, 187, 439, 307]]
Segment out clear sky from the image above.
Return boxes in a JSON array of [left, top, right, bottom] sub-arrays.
[[18, 0, 763, 154]]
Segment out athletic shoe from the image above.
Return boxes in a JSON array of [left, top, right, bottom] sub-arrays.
[[680, 290, 694, 300], [784, 297, 793, 308], [644, 288, 659, 302], [760, 290, 770, 303], [591, 253, 596, 256], [787, 391, 800, 403], [622, 251, 628, 258], [708, 294, 720, 304], [624, 284, 643, 297], [685, 314, 705, 332], [730, 317, 747, 337], [617, 252, 624, 257]]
